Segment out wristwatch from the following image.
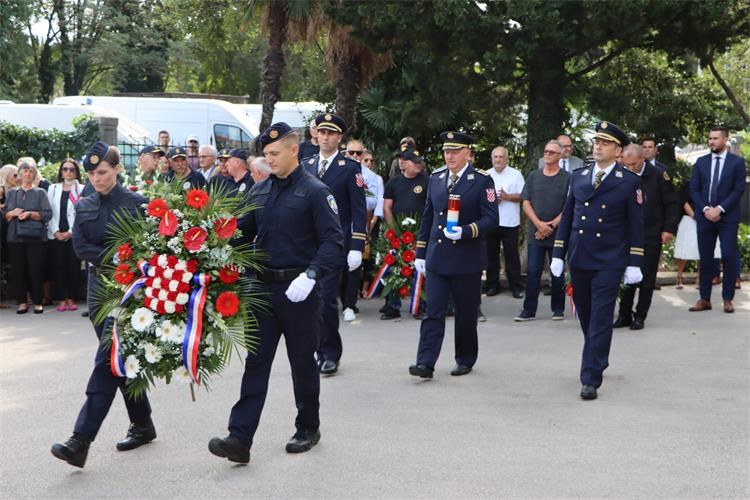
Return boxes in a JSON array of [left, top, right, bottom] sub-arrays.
[[305, 268, 318, 281]]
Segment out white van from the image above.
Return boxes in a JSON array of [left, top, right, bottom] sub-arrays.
[[53, 96, 260, 150], [239, 101, 323, 134]]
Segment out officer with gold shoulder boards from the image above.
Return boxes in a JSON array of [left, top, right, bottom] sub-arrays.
[[551, 121, 644, 400], [409, 131, 498, 379]]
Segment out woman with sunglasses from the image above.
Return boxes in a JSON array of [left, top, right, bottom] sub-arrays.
[[47, 159, 84, 312]]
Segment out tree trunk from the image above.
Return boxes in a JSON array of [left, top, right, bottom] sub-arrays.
[[525, 54, 568, 172], [708, 57, 750, 126], [38, 40, 55, 102], [55, 0, 75, 96], [258, 1, 288, 137], [335, 55, 361, 137]]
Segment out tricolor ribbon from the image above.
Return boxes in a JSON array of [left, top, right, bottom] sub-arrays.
[[182, 273, 211, 384], [409, 270, 425, 316], [566, 282, 577, 320], [366, 252, 394, 298], [110, 261, 149, 378]]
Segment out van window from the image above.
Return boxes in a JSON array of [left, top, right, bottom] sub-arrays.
[[214, 124, 253, 150]]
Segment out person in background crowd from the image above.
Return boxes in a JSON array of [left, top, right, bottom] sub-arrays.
[[538, 135, 583, 172], [614, 144, 679, 330], [484, 146, 525, 298], [515, 140, 570, 322], [641, 138, 669, 170], [158, 130, 171, 150], [136, 145, 160, 185], [217, 149, 232, 177], [672, 181, 716, 289], [0, 165, 20, 308], [165, 147, 206, 190], [359, 149, 385, 299], [3, 161, 52, 314], [186, 134, 200, 170], [222, 149, 254, 196], [47, 159, 83, 312], [0, 164, 19, 208], [17, 157, 49, 191], [51, 142, 156, 468], [298, 119, 320, 161], [249, 156, 271, 183], [198, 144, 218, 180], [389, 136, 416, 179], [688, 126, 746, 314]]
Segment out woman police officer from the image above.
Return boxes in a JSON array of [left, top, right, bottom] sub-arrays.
[[51, 142, 157, 468]]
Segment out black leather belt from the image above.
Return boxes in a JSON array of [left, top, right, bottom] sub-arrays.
[[258, 267, 306, 283]]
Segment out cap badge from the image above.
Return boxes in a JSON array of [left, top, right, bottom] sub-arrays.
[[269, 130, 278, 139], [325, 113, 332, 120], [447, 132, 454, 139], [89, 155, 99, 165], [601, 122, 608, 129]]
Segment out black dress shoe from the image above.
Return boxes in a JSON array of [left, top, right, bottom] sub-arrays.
[[485, 286, 500, 297], [580, 385, 598, 400], [446, 306, 455, 317], [450, 365, 472, 376], [379, 302, 389, 313], [629, 317, 645, 330], [51, 434, 91, 468], [512, 290, 524, 299], [408, 364, 434, 378], [612, 315, 632, 328], [380, 309, 401, 320], [208, 435, 250, 464], [320, 360, 338, 375], [116, 421, 156, 451], [285, 429, 321, 453]]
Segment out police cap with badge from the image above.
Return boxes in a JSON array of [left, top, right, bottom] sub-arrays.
[[217, 148, 231, 159], [314, 113, 347, 134], [83, 141, 109, 171], [594, 121, 630, 147], [228, 148, 248, 161], [440, 131, 474, 150], [399, 145, 424, 164], [168, 147, 187, 159], [259, 122, 294, 148]]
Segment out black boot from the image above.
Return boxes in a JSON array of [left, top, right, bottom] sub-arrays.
[[208, 435, 250, 463], [285, 429, 321, 453], [116, 420, 157, 451], [51, 434, 91, 468], [613, 314, 632, 328]]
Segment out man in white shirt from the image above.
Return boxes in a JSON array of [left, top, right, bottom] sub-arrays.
[[485, 146, 525, 297]]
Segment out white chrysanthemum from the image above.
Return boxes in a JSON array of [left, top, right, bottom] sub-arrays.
[[148, 267, 156, 277], [156, 319, 177, 342], [164, 301, 176, 314], [173, 366, 192, 384], [152, 277, 162, 289], [176, 293, 189, 305], [158, 254, 168, 266], [182, 272, 193, 283], [131, 307, 155, 332], [144, 343, 162, 364], [163, 268, 174, 279], [175, 260, 187, 271], [202, 346, 215, 357], [158, 289, 169, 301], [166, 321, 186, 343], [125, 355, 141, 379], [168, 280, 179, 292]]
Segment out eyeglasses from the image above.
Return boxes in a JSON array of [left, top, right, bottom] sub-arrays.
[[61, 167, 77, 172], [543, 150, 561, 155], [347, 150, 363, 156]]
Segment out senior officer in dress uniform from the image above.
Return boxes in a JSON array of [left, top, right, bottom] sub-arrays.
[[409, 131, 498, 379], [614, 144, 679, 330], [51, 142, 156, 468], [551, 122, 644, 400], [165, 146, 206, 189], [208, 123, 343, 464], [303, 112, 366, 376]]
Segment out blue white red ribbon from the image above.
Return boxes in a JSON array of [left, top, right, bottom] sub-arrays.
[[409, 270, 425, 316], [110, 261, 149, 378], [183, 273, 211, 384], [367, 252, 394, 298]]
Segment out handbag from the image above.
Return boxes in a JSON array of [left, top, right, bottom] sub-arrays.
[[11, 189, 47, 240]]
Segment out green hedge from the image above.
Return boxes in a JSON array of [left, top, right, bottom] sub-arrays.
[[662, 223, 750, 273]]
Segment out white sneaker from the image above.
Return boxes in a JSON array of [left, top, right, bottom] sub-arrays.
[[343, 308, 356, 322]]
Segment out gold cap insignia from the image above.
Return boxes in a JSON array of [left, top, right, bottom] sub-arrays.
[[414, 150, 420, 156], [90, 155, 99, 165], [325, 113, 332, 120], [269, 130, 278, 139], [401, 144, 408, 151], [447, 132, 454, 139], [601, 122, 608, 129]]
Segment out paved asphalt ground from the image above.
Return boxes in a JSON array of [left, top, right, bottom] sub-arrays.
[[1, 284, 748, 499]]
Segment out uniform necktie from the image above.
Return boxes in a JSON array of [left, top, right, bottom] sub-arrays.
[[448, 173, 458, 192], [593, 169, 605, 189], [709, 156, 721, 205], [319, 159, 328, 179]]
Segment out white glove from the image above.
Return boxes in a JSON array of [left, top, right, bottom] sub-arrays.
[[443, 226, 462, 240], [285, 273, 316, 303], [623, 266, 643, 285], [347, 250, 363, 271], [414, 258, 426, 275], [550, 258, 564, 277]]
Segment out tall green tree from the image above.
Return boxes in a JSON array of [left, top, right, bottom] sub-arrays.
[[0, 1, 39, 101]]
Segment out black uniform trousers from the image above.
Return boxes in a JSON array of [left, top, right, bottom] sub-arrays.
[[74, 272, 152, 439], [484, 226, 522, 292], [228, 281, 320, 447], [618, 241, 661, 320], [570, 267, 621, 388], [339, 266, 361, 310], [417, 272, 481, 368], [317, 264, 344, 363]]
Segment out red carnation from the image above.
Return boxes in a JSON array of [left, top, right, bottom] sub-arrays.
[[186, 259, 199, 273], [384, 229, 397, 241], [214, 217, 238, 239], [178, 282, 191, 293], [156, 302, 166, 314], [147, 198, 169, 218], [399, 286, 410, 297], [216, 291, 240, 317], [384, 253, 397, 266], [167, 255, 178, 267], [401, 265, 413, 277], [401, 231, 415, 245], [158, 210, 178, 236], [175, 304, 185, 314], [219, 266, 240, 284], [114, 263, 135, 285], [185, 189, 210, 210], [183, 227, 208, 252], [402, 249, 416, 263], [117, 243, 133, 262], [390, 238, 401, 250], [149, 253, 160, 267]]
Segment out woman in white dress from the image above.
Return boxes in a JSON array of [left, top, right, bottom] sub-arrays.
[[673, 184, 720, 288]]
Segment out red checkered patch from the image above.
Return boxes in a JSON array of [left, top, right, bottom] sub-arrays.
[[486, 188, 496, 203], [636, 189, 643, 205], [355, 173, 365, 188]]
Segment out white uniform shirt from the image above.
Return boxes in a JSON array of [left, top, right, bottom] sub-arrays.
[[488, 165, 525, 227], [360, 164, 383, 216]]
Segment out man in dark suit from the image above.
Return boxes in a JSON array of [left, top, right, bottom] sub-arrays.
[[409, 131, 498, 379], [551, 122, 644, 400], [641, 138, 669, 171], [614, 144, 680, 330], [688, 126, 747, 314], [303, 113, 367, 375]]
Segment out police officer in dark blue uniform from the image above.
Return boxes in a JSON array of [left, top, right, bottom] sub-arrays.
[[51, 142, 156, 468], [208, 123, 343, 464], [164, 146, 206, 189], [303, 113, 366, 375], [410, 131, 498, 379], [551, 122, 644, 400]]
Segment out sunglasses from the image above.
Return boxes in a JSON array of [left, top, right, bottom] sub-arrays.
[[61, 167, 77, 172], [347, 150, 363, 156]]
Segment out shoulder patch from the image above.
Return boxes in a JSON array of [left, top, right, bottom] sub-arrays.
[[431, 166, 447, 175], [572, 165, 587, 171], [663, 170, 670, 181], [475, 169, 490, 176], [326, 194, 339, 215]]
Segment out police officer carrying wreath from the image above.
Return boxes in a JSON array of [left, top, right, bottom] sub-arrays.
[[51, 142, 156, 468], [409, 131, 498, 379], [208, 123, 343, 464], [551, 122, 644, 400]]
